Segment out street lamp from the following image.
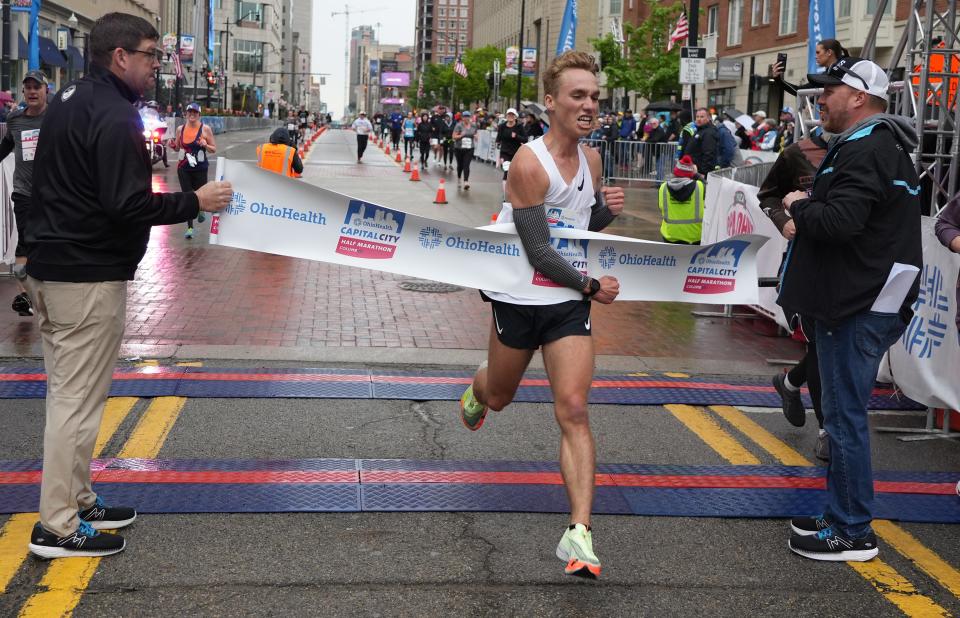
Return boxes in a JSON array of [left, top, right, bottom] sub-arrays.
[[66, 12, 88, 77]]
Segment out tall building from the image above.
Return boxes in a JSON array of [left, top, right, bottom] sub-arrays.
[[288, 0, 313, 108], [210, 0, 284, 112], [348, 25, 377, 114], [414, 0, 474, 75], [471, 0, 599, 102], [625, 0, 914, 115], [1, 0, 159, 93]]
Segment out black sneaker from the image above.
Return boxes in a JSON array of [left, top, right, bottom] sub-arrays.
[[12, 292, 33, 316], [28, 521, 125, 559], [78, 496, 137, 530], [790, 515, 831, 536], [773, 372, 806, 427], [789, 528, 879, 562]]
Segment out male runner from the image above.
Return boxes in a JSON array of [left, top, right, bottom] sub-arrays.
[[459, 51, 624, 579]]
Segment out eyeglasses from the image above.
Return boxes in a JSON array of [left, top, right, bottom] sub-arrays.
[[123, 48, 165, 63]]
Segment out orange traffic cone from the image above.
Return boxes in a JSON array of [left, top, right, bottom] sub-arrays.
[[433, 178, 448, 204], [385, 144, 391, 155], [403, 157, 412, 173], [409, 164, 421, 181], [395, 151, 402, 163], [490, 213, 498, 223]]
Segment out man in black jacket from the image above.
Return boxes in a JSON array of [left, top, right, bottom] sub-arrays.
[[778, 58, 922, 562], [24, 13, 232, 559], [684, 107, 718, 175]]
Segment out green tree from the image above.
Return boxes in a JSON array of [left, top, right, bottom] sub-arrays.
[[590, 0, 686, 102]]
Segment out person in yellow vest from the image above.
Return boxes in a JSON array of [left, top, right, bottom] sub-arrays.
[[658, 155, 705, 244], [257, 128, 303, 177]]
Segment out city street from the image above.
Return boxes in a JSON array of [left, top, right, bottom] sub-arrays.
[[0, 127, 958, 617]]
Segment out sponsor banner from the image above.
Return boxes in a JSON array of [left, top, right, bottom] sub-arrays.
[[521, 48, 538, 77], [702, 173, 788, 326], [381, 72, 410, 87], [505, 46, 520, 75], [213, 160, 766, 304], [888, 216, 960, 411]]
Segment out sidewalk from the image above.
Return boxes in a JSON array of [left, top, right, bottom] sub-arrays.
[[0, 128, 803, 370]]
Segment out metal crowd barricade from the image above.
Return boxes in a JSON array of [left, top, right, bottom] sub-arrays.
[[708, 161, 776, 187], [578, 139, 680, 185]]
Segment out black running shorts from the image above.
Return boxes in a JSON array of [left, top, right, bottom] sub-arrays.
[[481, 292, 592, 350]]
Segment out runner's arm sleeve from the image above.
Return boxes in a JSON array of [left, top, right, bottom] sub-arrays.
[[588, 191, 617, 231], [513, 204, 589, 292]]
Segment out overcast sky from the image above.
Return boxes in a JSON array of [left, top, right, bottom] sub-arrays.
[[313, 1, 417, 117]]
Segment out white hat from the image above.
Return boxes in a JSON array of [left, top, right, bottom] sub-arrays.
[[808, 57, 890, 102], [505, 107, 518, 117], [752, 110, 767, 118]]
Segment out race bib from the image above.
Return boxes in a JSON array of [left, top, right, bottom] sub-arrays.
[[20, 129, 39, 162], [460, 137, 473, 149], [404, 128, 415, 138], [186, 153, 197, 167], [430, 138, 439, 146], [287, 123, 296, 131]]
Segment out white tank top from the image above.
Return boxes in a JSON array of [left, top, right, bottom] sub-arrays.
[[484, 136, 595, 305]]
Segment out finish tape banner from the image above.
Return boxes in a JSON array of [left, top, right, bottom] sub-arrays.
[[210, 160, 767, 304]]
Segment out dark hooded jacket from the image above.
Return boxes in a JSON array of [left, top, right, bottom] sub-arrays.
[[27, 64, 199, 282], [268, 127, 303, 174], [778, 114, 923, 325]]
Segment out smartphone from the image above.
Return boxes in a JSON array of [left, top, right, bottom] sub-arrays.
[[777, 52, 788, 69]]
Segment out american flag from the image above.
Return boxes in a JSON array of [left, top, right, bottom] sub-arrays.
[[454, 56, 468, 78], [667, 12, 689, 52], [171, 50, 183, 79]]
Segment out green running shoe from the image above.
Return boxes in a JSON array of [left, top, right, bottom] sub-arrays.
[[459, 384, 488, 431], [556, 523, 601, 579]]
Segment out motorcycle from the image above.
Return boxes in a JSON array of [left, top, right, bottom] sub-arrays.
[[140, 107, 169, 167]]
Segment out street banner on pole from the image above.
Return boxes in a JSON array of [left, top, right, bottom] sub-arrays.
[[555, 0, 578, 56], [807, 0, 836, 74], [212, 160, 768, 304], [28, 0, 40, 70]]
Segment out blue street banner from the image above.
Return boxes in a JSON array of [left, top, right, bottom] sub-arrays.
[[10, 0, 31, 12], [208, 0, 215, 66], [28, 0, 40, 69], [555, 0, 578, 56], [807, 0, 835, 74]]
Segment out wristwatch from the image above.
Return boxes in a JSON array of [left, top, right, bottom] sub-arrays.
[[584, 278, 601, 299]]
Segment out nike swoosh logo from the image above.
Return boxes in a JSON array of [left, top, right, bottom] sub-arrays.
[[577, 175, 585, 191], [494, 309, 504, 335], [584, 318, 591, 331]]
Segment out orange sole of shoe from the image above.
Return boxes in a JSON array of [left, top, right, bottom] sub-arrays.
[[565, 558, 601, 579]]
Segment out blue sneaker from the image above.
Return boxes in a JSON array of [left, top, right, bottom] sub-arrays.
[[197, 212, 206, 223], [185, 227, 194, 239]]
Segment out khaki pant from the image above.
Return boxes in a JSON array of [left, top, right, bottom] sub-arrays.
[[24, 277, 126, 537]]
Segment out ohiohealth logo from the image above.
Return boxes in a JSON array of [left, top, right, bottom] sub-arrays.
[[419, 227, 442, 250], [683, 239, 750, 294], [902, 264, 950, 359], [534, 239, 588, 287], [226, 192, 246, 215], [336, 201, 406, 260], [599, 246, 617, 270]]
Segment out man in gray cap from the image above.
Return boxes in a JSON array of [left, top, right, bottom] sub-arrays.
[[778, 57, 922, 562], [0, 70, 49, 316]]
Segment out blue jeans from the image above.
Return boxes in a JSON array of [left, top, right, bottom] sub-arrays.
[[816, 310, 907, 538]]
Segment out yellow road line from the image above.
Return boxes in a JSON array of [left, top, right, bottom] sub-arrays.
[[665, 404, 761, 465], [849, 560, 950, 617], [116, 397, 187, 460], [174, 361, 203, 367], [134, 359, 159, 367], [17, 396, 187, 616], [93, 397, 138, 458], [711, 405, 956, 613], [873, 520, 960, 600], [0, 397, 138, 597], [664, 372, 690, 378], [18, 559, 100, 618], [0, 514, 39, 594], [710, 406, 812, 467]]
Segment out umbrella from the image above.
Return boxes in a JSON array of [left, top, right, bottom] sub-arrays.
[[521, 101, 548, 123], [722, 108, 754, 130], [645, 100, 683, 112]]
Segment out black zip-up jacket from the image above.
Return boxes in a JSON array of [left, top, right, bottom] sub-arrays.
[[777, 114, 922, 325], [684, 123, 718, 173], [27, 65, 199, 282]]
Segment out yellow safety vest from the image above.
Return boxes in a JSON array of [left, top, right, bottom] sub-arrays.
[[256, 143, 297, 177], [658, 180, 705, 244]]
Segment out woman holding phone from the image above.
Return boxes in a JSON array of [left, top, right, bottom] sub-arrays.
[[772, 39, 848, 96]]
